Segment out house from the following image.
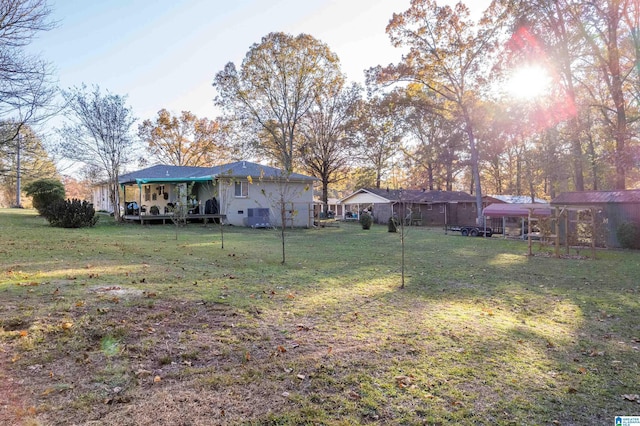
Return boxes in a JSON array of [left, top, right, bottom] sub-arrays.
[[104, 161, 316, 227], [339, 187, 478, 226], [551, 189, 640, 248]]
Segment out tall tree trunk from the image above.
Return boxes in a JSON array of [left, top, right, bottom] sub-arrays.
[[464, 109, 483, 225], [608, 11, 627, 190], [322, 178, 329, 215], [552, 0, 585, 191]]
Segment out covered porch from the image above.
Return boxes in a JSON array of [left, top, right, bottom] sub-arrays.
[[121, 176, 225, 225]]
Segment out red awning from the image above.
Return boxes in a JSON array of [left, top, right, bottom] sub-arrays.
[[483, 203, 551, 218]]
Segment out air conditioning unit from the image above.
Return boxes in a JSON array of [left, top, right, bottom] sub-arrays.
[[245, 208, 271, 228]]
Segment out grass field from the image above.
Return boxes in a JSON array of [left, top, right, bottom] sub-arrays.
[[1, 208, 639, 425]]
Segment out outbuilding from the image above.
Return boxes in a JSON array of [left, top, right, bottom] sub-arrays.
[[551, 190, 640, 248], [339, 188, 478, 226]]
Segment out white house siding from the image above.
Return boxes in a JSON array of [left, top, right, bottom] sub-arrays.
[[91, 184, 114, 212], [218, 179, 313, 228]]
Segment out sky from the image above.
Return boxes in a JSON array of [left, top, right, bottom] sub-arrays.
[[29, 0, 492, 123]]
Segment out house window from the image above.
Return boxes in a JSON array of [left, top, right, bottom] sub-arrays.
[[439, 205, 445, 213], [427, 204, 433, 211], [472, 203, 476, 211], [234, 181, 248, 198]]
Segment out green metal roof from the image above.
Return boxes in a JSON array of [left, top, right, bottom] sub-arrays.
[[135, 177, 213, 185]]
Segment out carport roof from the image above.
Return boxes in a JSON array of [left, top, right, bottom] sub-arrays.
[[483, 203, 552, 217]]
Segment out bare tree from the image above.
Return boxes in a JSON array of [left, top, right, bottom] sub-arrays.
[[58, 85, 137, 221], [298, 82, 361, 213], [1, 0, 58, 150]]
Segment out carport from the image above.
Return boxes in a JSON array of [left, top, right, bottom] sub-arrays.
[[483, 203, 553, 256], [484, 202, 598, 258]]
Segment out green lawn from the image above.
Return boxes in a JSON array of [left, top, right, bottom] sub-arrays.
[[1, 208, 638, 425]]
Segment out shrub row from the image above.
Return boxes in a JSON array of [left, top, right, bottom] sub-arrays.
[[43, 198, 98, 228]]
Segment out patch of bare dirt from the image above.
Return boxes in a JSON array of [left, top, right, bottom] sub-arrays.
[[1, 292, 367, 425]]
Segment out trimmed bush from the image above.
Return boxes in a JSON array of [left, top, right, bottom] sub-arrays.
[[359, 212, 373, 230], [616, 221, 640, 249], [44, 198, 98, 228], [23, 179, 65, 217], [388, 216, 398, 233]]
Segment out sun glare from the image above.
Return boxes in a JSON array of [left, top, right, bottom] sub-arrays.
[[505, 65, 552, 100]]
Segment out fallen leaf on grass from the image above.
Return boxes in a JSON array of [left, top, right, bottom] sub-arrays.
[[395, 375, 413, 388], [61, 322, 73, 330], [567, 387, 578, 394], [622, 394, 639, 401], [276, 345, 287, 353], [19, 330, 28, 337], [41, 387, 56, 396], [134, 369, 152, 378], [577, 367, 587, 374], [296, 374, 306, 380], [153, 375, 162, 383], [347, 390, 361, 400]]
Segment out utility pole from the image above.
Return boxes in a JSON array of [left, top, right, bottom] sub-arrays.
[[15, 133, 22, 208]]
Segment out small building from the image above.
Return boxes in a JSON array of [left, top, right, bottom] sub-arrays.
[[482, 195, 550, 236], [551, 189, 640, 248], [339, 187, 478, 226], [483, 203, 552, 238], [99, 161, 316, 227]]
